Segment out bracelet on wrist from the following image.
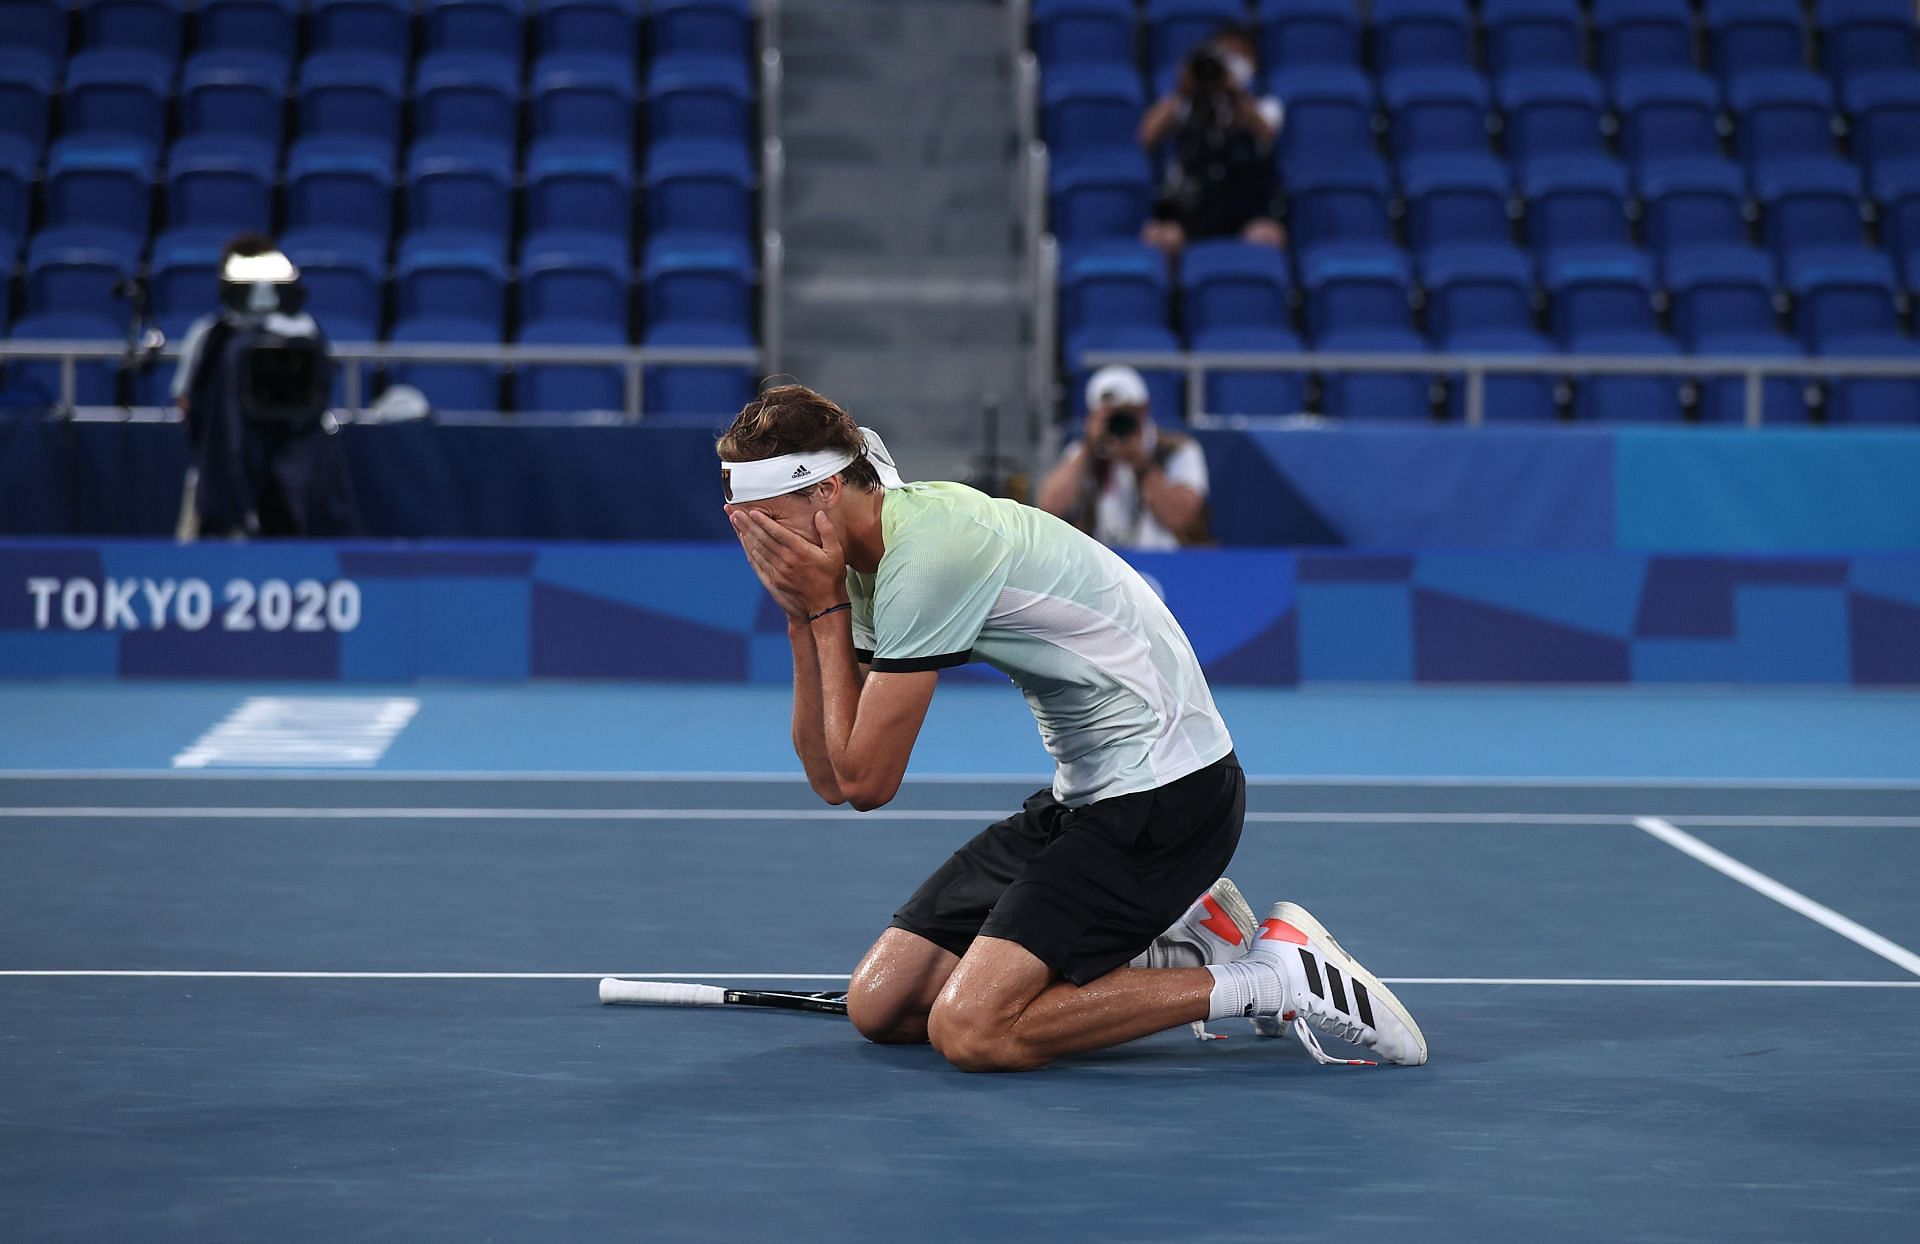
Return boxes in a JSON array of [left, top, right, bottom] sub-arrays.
[[807, 601, 852, 624]]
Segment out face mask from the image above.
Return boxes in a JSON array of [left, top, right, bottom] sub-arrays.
[[1224, 52, 1255, 89]]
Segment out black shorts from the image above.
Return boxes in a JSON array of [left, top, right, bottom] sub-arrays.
[[888, 751, 1245, 985]]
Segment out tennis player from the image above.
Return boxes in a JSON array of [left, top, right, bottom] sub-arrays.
[[720, 385, 1426, 1072]]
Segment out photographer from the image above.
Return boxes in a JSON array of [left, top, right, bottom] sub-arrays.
[[172, 232, 359, 539], [1139, 25, 1285, 258], [1038, 366, 1210, 550]]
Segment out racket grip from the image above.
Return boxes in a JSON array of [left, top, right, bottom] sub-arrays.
[[599, 978, 728, 1007]]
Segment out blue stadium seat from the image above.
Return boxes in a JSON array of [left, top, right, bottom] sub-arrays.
[[1613, 70, 1724, 172], [1544, 248, 1686, 420], [83, 0, 185, 62], [1844, 71, 1920, 177], [646, 56, 751, 146], [1755, 159, 1867, 260], [0, 49, 56, 158], [1705, 0, 1807, 83], [63, 50, 174, 155], [650, 0, 753, 63], [1421, 242, 1558, 420], [1066, 324, 1184, 422], [286, 137, 395, 249], [1288, 162, 1394, 259], [396, 232, 507, 323], [147, 227, 227, 335], [1300, 243, 1432, 419], [644, 236, 754, 333], [1043, 65, 1145, 163], [531, 53, 637, 146], [1816, 0, 1919, 86], [1786, 247, 1920, 421], [414, 52, 522, 143], [525, 138, 633, 239], [165, 136, 275, 232], [1048, 152, 1152, 247], [1402, 154, 1515, 256], [387, 314, 502, 413], [297, 52, 406, 143], [1381, 66, 1493, 162], [1270, 67, 1378, 175], [179, 51, 287, 146], [280, 227, 385, 340], [1481, 0, 1583, 81], [423, 0, 525, 61], [5, 310, 122, 406], [1145, 0, 1247, 82], [1498, 68, 1607, 171], [516, 317, 627, 415], [1639, 159, 1751, 260], [1060, 243, 1169, 347], [1032, 0, 1135, 69], [1522, 157, 1634, 262], [1181, 238, 1293, 336], [24, 227, 140, 317], [1873, 162, 1920, 285], [1592, 0, 1696, 82], [310, 0, 413, 60], [539, 0, 641, 60], [1255, 0, 1358, 72], [1665, 245, 1808, 422], [1197, 327, 1308, 416], [1370, 0, 1473, 73], [406, 136, 514, 240], [644, 140, 754, 246], [0, 1, 67, 63], [1729, 70, 1840, 170], [643, 323, 756, 419], [196, 0, 299, 63], [43, 137, 155, 245], [520, 230, 629, 326], [0, 140, 31, 259]]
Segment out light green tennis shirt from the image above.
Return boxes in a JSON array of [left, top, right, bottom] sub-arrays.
[[845, 481, 1233, 806]]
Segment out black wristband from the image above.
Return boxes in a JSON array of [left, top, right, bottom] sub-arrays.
[[807, 601, 852, 624]]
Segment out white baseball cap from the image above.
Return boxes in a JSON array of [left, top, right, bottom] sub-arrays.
[[1085, 365, 1149, 410]]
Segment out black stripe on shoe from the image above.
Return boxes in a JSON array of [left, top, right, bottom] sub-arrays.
[[1297, 949, 1325, 999], [1326, 964, 1351, 1015], [1352, 979, 1377, 1028]]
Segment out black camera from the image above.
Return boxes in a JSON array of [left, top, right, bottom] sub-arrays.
[[1186, 45, 1227, 92], [1105, 407, 1142, 439]]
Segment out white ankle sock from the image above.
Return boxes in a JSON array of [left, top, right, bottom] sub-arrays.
[[1205, 957, 1287, 1022]]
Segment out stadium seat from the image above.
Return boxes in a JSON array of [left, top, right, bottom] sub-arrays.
[[1843, 71, 1920, 176], [405, 136, 514, 241], [539, 0, 641, 60], [1255, 0, 1359, 72], [1381, 66, 1494, 162], [652, 0, 753, 62], [24, 227, 140, 317], [643, 323, 756, 418], [1181, 238, 1292, 337], [423, 0, 525, 61], [310, 0, 413, 60], [644, 236, 754, 333], [1032, 0, 1136, 69], [1196, 326, 1308, 416], [1287, 162, 1395, 259], [1522, 157, 1634, 262], [1481, 0, 1583, 81], [1370, 0, 1474, 73], [165, 136, 275, 232], [525, 138, 633, 239], [5, 311, 123, 406], [286, 137, 395, 249], [43, 137, 155, 245], [179, 51, 287, 146], [1270, 67, 1378, 175], [1704, 0, 1807, 83], [63, 50, 174, 155], [1666, 246, 1807, 422], [0, 0, 68, 64], [644, 140, 755, 247], [1613, 70, 1724, 172], [1755, 159, 1867, 260], [1042, 65, 1145, 163], [83, 0, 185, 62], [1639, 159, 1751, 260], [0, 49, 56, 158], [1729, 70, 1840, 170], [0, 140, 31, 259], [1592, 0, 1696, 82], [1061, 243, 1169, 347], [146, 227, 226, 334], [1402, 154, 1515, 256], [1065, 324, 1184, 421], [1498, 68, 1608, 171], [1786, 247, 1920, 421], [1300, 243, 1432, 419], [1421, 242, 1558, 420], [196, 0, 299, 63], [1544, 248, 1687, 420], [520, 230, 630, 326], [297, 52, 406, 143], [531, 53, 637, 146], [1048, 152, 1152, 247], [396, 232, 507, 323], [1816, 0, 1919, 86], [414, 52, 522, 143], [516, 316, 627, 415], [646, 56, 752, 146], [1145, 0, 1248, 83], [1873, 162, 1920, 284], [387, 314, 503, 413], [280, 227, 385, 340]]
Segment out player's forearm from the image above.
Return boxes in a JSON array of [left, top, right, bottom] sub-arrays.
[[813, 614, 902, 811], [787, 620, 847, 804]]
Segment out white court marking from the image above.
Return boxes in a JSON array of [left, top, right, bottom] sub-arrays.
[[1635, 816, 1920, 979], [172, 697, 421, 769]]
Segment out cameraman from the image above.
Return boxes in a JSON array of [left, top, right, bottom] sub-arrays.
[[1139, 25, 1284, 259], [1038, 366, 1210, 550], [172, 231, 359, 539]]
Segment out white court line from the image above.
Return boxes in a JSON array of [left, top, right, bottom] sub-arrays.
[[1635, 816, 1920, 979]]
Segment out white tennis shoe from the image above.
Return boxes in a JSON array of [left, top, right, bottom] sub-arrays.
[[1131, 878, 1258, 1040], [1245, 902, 1428, 1066]]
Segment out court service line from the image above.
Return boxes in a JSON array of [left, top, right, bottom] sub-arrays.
[[1634, 816, 1920, 979]]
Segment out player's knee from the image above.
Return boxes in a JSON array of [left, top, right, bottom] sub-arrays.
[[846, 980, 929, 1045], [926, 1001, 1043, 1073]]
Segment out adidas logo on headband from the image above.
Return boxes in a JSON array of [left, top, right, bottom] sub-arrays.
[[791, 465, 810, 478]]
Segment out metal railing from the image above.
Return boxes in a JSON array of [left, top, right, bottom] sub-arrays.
[[758, 0, 786, 378], [1076, 347, 1920, 427]]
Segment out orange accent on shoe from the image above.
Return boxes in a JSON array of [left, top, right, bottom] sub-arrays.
[[1198, 895, 1244, 945], [1258, 918, 1310, 945]]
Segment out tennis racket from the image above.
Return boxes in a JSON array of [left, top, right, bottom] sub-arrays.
[[598, 978, 849, 1015]]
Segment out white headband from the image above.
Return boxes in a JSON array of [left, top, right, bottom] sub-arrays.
[[722, 427, 906, 503]]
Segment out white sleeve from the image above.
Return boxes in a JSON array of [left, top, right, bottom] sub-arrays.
[[1260, 97, 1284, 134], [1165, 440, 1209, 498]]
